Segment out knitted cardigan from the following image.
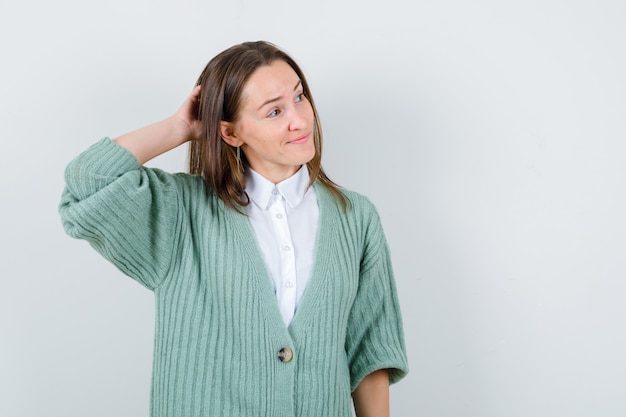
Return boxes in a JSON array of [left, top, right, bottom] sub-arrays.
[[59, 138, 408, 417]]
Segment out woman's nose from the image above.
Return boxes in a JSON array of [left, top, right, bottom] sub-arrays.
[[288, 107, 308, 131]]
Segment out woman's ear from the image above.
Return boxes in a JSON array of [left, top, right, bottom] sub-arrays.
[[220, 121, 243, 147]]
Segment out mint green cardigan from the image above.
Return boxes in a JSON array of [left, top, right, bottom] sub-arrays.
[[59, 138, 408, 417]]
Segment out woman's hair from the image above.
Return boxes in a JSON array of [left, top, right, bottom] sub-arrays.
[[189, 40, 349, 212]]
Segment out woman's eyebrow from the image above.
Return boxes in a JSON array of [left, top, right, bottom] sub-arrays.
[[257, 80, 302, 110]]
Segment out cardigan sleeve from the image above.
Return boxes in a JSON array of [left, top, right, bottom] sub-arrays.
[[59, 137, 184, 290], [345, 201, 409, 391]]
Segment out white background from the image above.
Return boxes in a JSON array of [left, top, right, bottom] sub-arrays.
[[2, 1, 625, 416]]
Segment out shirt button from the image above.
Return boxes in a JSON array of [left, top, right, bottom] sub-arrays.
[[272, 189, 279, 195], [278, 347, 293, 363], [285, 281, 294, 288], [283, 245, 291, 251], [275, 213, 283, 219]]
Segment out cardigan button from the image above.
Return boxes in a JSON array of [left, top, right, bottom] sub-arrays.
[[278, 347, 293, 363]]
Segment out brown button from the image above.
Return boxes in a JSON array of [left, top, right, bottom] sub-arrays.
[[278, 347, 293, 363]]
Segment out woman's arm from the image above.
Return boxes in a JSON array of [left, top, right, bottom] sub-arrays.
[[60, 86, 204, 289], [114, 85, 202, 165], [352, 369, 390, 417]]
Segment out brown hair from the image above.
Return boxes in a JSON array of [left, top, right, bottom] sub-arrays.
[[189, 40, 349, 212]]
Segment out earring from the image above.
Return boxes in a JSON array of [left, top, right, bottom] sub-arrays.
[[236, 146, 243, 172]]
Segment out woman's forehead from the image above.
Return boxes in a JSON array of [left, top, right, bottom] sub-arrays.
[[240, 61, 301, 108]]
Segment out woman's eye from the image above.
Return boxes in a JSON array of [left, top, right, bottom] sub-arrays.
[[295, 93, 304, 103], [268, 109, 279, 117]]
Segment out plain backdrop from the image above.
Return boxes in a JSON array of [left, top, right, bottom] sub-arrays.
[[1, 1, 625, 416]]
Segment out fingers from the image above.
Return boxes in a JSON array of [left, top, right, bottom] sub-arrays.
[[189, 85, 204, 139], [191, 84, 202, 105]]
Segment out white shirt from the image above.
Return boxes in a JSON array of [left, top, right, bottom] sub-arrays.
[[244, 167, 319, 326]]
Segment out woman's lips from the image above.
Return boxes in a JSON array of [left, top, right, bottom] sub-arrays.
[[289, 134, 309, 145]]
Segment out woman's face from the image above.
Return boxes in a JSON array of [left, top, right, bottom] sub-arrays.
[[222, 60, 316, 183]]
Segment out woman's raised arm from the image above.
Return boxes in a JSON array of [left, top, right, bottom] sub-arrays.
[[114, 85, 203, 165]]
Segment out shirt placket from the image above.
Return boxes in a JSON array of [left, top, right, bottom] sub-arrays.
[[269, 190, 297, 325]]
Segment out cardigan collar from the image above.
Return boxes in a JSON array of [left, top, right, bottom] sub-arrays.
[[227, 182, 341, 336]]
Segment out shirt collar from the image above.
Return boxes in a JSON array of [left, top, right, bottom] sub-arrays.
[[246, 166, 311, 210]]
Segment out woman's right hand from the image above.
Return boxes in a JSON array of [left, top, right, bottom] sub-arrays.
[[170, 85, 203, 143]]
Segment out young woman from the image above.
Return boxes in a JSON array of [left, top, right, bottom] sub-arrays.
[[60, 41, 408, 417]]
